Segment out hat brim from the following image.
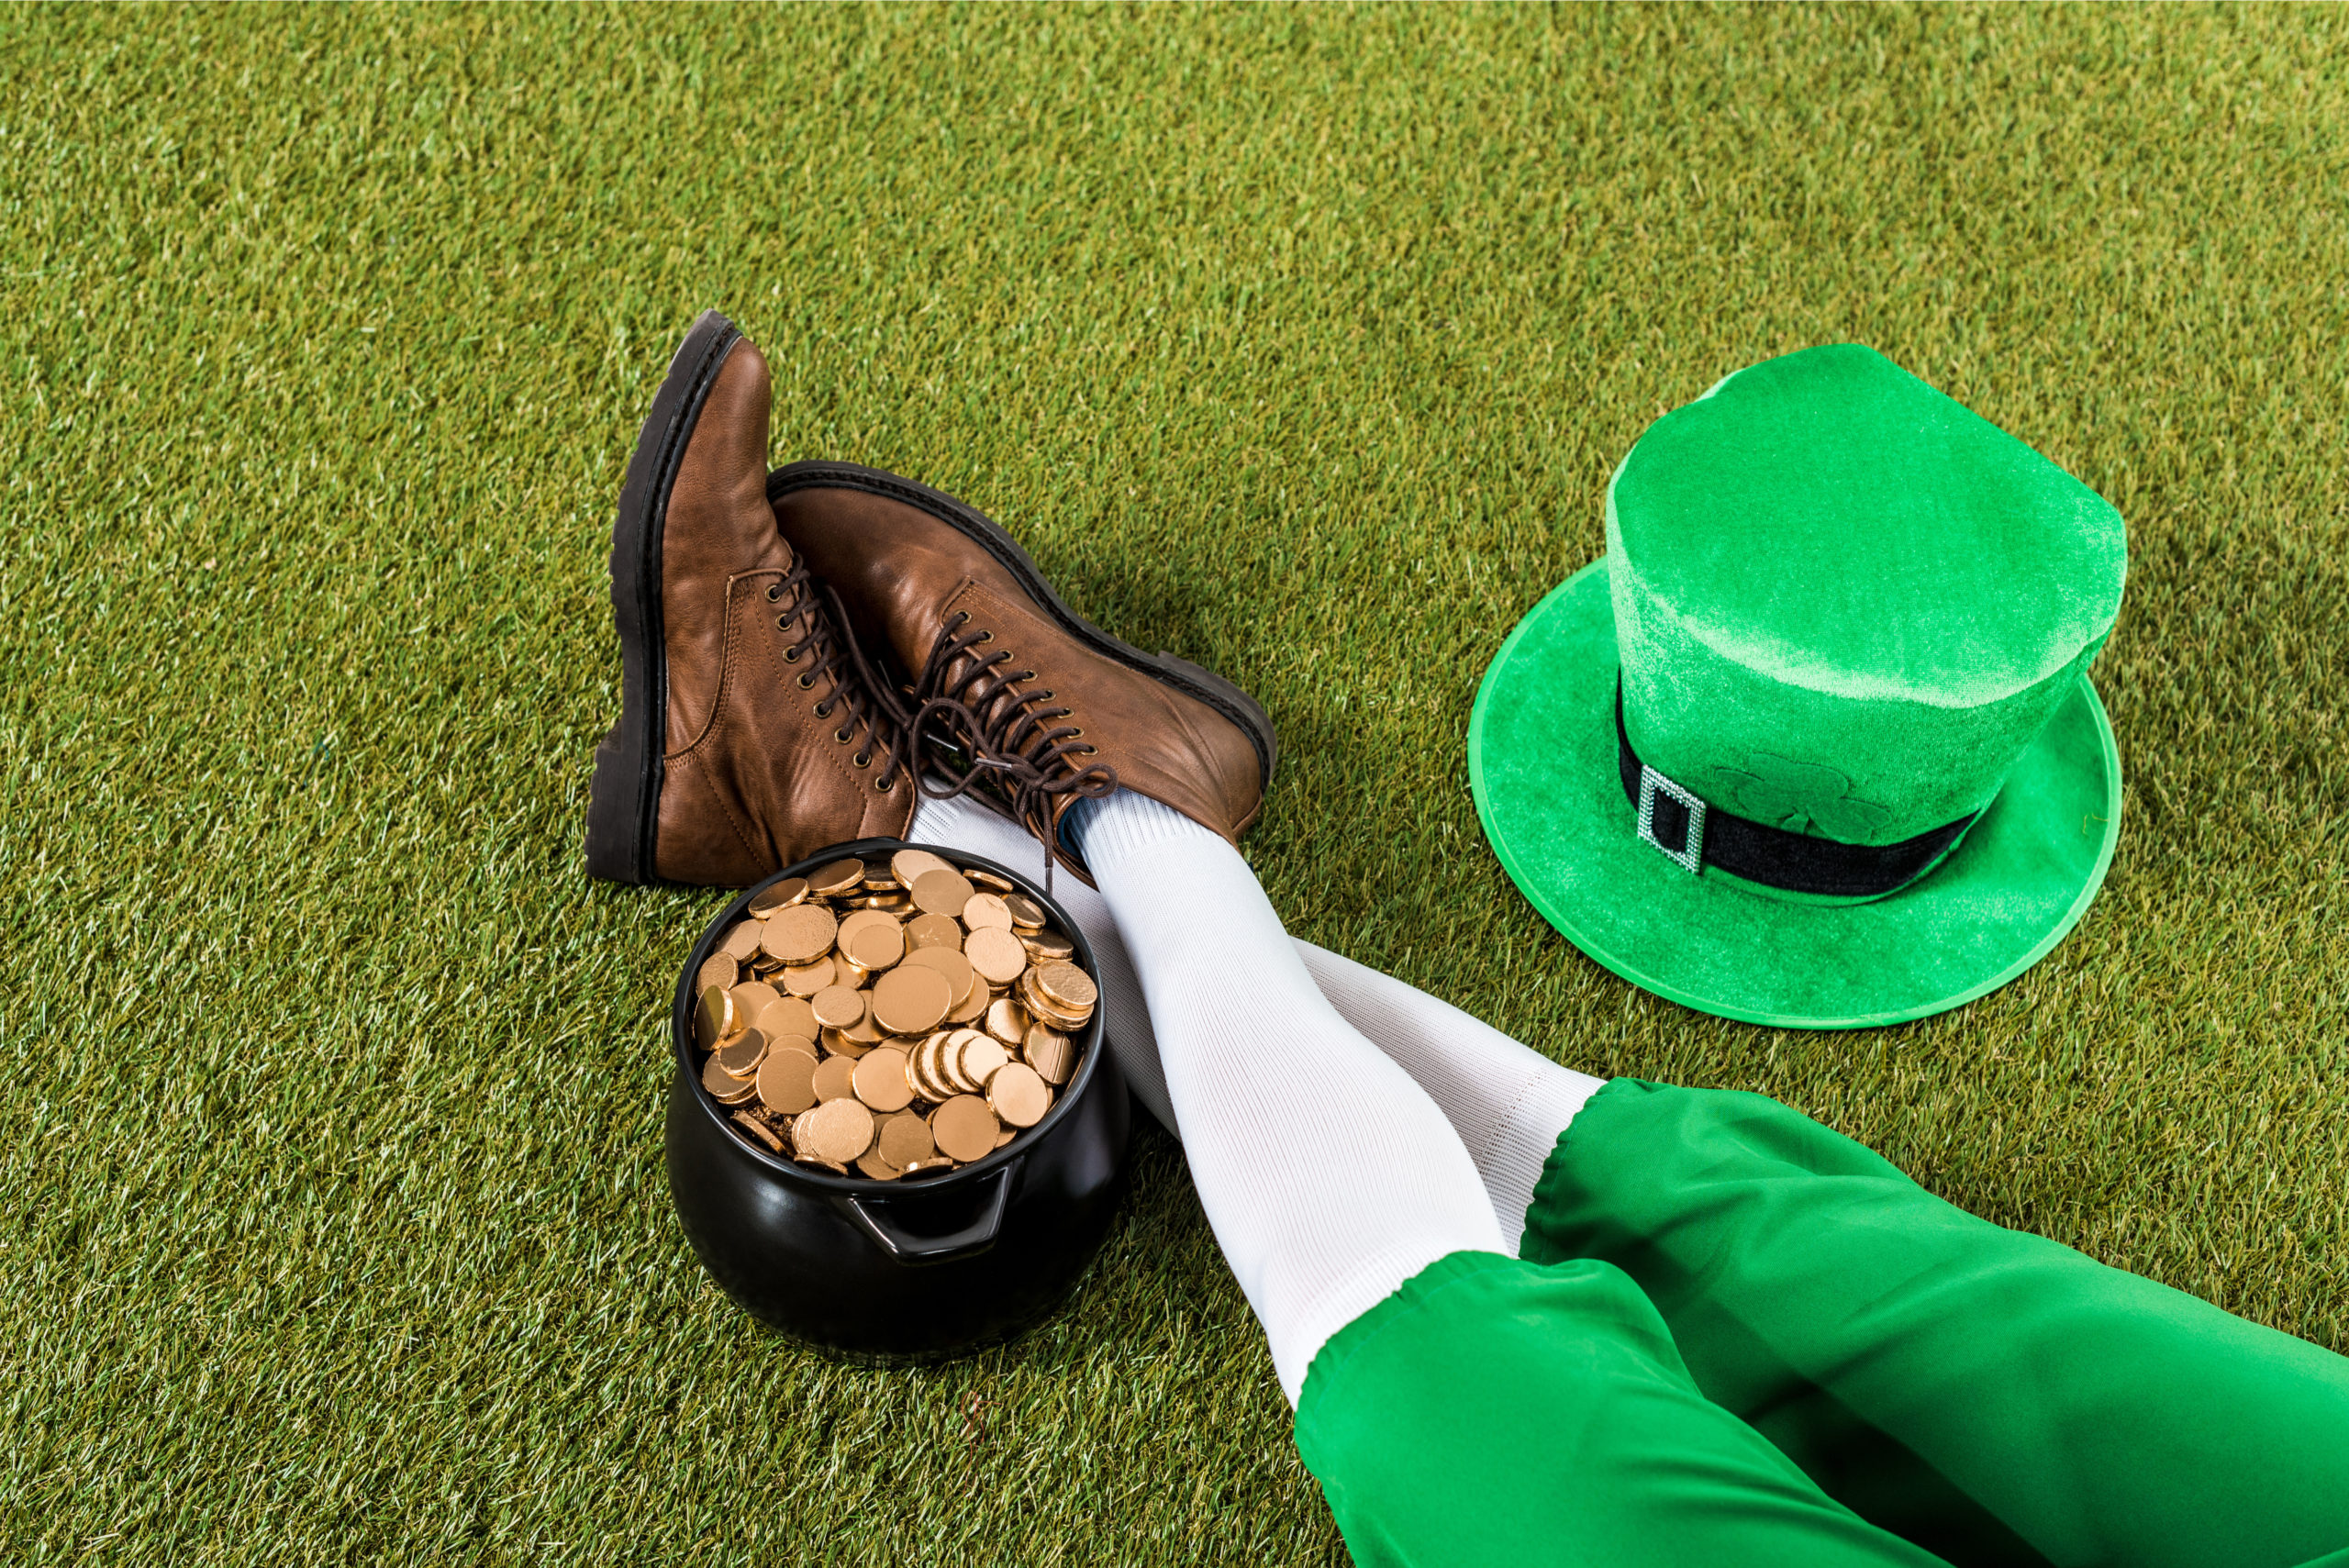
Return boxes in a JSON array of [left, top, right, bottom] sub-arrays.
[[1467, 562, 2121, 1029]]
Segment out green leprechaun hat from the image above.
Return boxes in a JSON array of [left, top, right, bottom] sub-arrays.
[[1468, 344, 2127, 1028]]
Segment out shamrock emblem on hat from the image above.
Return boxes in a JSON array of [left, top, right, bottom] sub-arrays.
[[1709, 754, 1891, 842]]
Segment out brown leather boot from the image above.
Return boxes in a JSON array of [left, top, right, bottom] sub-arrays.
[[766, 462, 1277, 880], [585, 316, 912, 886]]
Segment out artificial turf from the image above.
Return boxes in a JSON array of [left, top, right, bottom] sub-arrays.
[[5, 3, 2345, 1562]]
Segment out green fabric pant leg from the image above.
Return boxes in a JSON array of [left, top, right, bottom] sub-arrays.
[[1295, 1250, 1952, 1567], [1524, 1080, 2349, 1567]]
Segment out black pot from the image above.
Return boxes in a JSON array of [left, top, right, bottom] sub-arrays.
[[664, 837, 1130, 1362]]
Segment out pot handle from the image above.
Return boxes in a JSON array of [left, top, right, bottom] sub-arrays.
[[841, 1159, 1019, 1265]]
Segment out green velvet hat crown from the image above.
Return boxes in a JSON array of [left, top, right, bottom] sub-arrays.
[[1469, 345, 2128, 1028]]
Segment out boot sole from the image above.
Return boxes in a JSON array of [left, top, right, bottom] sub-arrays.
[[584, 310, 744, 884], [766, 460, 1281, 794]]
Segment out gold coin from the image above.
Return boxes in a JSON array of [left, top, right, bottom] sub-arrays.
[[751, 994, 820, 1043], [928, 1031, 971, 1099], [908, 1033, 954, 1103], [836, 907, 899, 945], [717, 1030, 770, 1078], [854, 1148, 903, 1182], [937, 1030, 981, 1095], [891, 848, 955, 886], [728, 980, 782, 1020], [871, 964, 952, 1036], [902, 913, 960, 951], [1035, 961, 1098, 1011], [902, 945, 976, 1006], [694, 985, 737, 1050], [810, 984, 867, 1031], [852, 1047, 916, 1113], [1020, 963, 1094, 1018], [820, 1026, 872, 1060], [1024, 1024, 1075, 1085], [857, 892, 911, 911], [756, 1048, 819, 1114], [1002, 894, 1047, 930], [860, 870, 900, 892], [877, 1109, 935, 1169], [718, 920, 766, 962], [968, 868, 1014, 894], [780, 957, 834, 997], [796, 1096, 875, 1163], [993, 1126, 1018, 1151], [946, 981, 992, 1025], [988, 1062, 1052, 1128], [811, 1053, 860, 1103], [703, 1056, 759, 1106], [846, 922, 906, 973], [696, 953, 740, 995], [763, 903, 839, 964], [808, 858, 865, 897], [1020, 928, 1074, 962], [958, 1033, 1011, 1089], [984, 996, 1030, 1045], [964, 927, 1028, 985], [732, 1111, 786, 1153], [835, 952, 873, 988], [1017, 970, 1090, 1030], [748, 876, 810, 917], [841, 1006, 886, 1043], [930, 1095, 1001, 1162], [962, 892, 1015, 932], [910, 867, 977, 917]]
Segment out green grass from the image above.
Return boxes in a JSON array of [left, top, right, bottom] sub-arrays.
[[5, 3, 2346, 1562]]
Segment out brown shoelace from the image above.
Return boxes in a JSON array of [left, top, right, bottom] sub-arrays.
[[764, 558, 908, 794], [843, 604, 1119, 878]]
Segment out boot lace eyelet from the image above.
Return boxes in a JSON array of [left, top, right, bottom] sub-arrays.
[[765, 583, 783, 603], [836, 728, 853, 744], [875, 777, 893, 793], [781, 639, 799, 658], [796, 673, 814, 689], [852, 751, 870, 768], [813, 701, 831, 718]]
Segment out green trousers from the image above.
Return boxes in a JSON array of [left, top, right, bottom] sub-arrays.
[[1295, 1081, 2349, 1567]]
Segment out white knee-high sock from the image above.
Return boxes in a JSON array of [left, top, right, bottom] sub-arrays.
[[1295, 942, 1605, 1254], [1066, 791, 1505, 1405], [912, 789, 1177, 1134]]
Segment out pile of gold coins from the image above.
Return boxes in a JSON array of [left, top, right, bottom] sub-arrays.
[[689, 848, 1097, 1181]]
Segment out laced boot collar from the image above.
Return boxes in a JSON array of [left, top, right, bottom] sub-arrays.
[[841, 605, 1119, 884]]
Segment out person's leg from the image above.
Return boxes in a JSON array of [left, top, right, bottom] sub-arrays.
[[1063, 789, 1947, 1565], [1063, 789, 1508, 1400], [1298, 1251, 1951, 1568], [1295, 940, 1603, 1250], [1043, 828, 2349, 1562], [1529, 1080, 2349, 1566]]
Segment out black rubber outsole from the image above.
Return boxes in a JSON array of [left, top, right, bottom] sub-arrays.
[[584, 310, 743, 884], [764, 460, 1281, 793]]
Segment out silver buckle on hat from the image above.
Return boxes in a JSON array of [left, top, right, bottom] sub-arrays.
[[1636, 765, 1707, 874]]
